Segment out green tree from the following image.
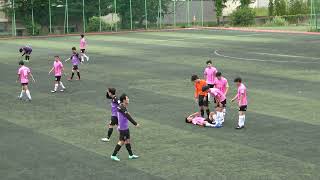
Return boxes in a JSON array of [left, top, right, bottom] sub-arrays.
[[274, 0, 287, 15], [268, 0, 274, 16], [215, 0, 227, 25]]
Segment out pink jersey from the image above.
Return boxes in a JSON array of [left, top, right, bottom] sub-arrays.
[[54, 61, 63, 76], [214, 77, 229, 94], [204, 67, 217, 85], [192, 116, 205, 126], [237, 83, 248, 106], [18, 66, 30, 84], [209, 88, 226, 102], [80, 38, 87, 49]]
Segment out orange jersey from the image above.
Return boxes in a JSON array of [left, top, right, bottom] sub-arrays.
[[194, 79, 208, 97]]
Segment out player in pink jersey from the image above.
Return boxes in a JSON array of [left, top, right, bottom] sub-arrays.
[[203, 60, 217, 88], [48, 56, 66, 93], [185, 112, 219, 128], [202, 86, 226, 126], [231, 77, 248, 129], [80, 34, 89, 62], [17, 61, 35, 101], [214, 72, 229, 116]]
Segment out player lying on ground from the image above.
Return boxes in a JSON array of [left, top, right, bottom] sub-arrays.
[[17, 60, 35, 101], [231, 77, 248, 129], [185, 112, 221, 128], [19, 46, 32, 61], [214, 72, 229, 116], [191, 74, 210, 118], [111, 94, 140, 162], [80, 34, 89, 62], [202, 86, 226, 127], [48, 56, 66, 93], [101, 88, 119, 142], [65, 47, 81, 80]]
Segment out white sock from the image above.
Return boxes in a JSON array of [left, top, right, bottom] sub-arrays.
[[54, 84, 58, 91], [223, 108, 226, 116], [216, 112, 223, 125], [25, 90, 32, 100], [81, 56, 84, 62], [83, 54, 89, 61], [19, 90, 25, 98], [59, 82, 65, 89], [207, 93, 211, 101], [238, 115, 245, 127], [205, 122, 215, 127]]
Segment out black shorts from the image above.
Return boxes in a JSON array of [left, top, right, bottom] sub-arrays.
[[217, 99, 227, 108], [80, 49, 85, 53], [239, 105, 247, 112], [55, 76, 61, 82], [21, 83, 28, 86], [208, 84, 214, 88], [119, 129, 130, 141], [198, 95, 209, 107], [73, 65, 78, 70], [109, 116, 118, 126]]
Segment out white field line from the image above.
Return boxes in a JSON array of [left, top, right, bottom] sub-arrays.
[[214, 50, 320, 64], [251, 52, 320, 60]]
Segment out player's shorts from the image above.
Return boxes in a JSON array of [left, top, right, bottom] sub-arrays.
[[55, 76, 61, 82], [109, 116, 118, 126], [208, 84, 214, 88], [26, 50, 32, 55], [21, 83, 28, 86], [239, 105, 247, 112], [73, 65, 78, 70], [119, 129, 130, 141], [198, 95, 209, 107], [216, 99, 227, 108], [80, 49, 85, 53]]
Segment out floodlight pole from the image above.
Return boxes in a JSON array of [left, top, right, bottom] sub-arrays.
[[12, 0, 16, 36], [159, 0, 162, 28], [114, 0, 117, 31], [187, 0, 190, 27], [201, 0, 204, 27], [49, 0, 52, 33], [99, 0, 102, 32], [82, 0, 85, 33], [173, 0, 176, 28], [31, 0, 35, 35]]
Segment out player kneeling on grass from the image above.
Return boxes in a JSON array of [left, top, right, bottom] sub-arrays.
[[65, 47, 81, 81], [185, 112, 219, 128], [101, 88, 119, 142], [19, 45, 32, 61], [48, 56, 66, 93], [111, 94, 140, 162], [231, 77, 248, 129], [17, 60, 35, 101], [202, 86, 226, 127]]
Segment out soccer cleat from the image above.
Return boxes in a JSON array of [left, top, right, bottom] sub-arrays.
[[60, 89, 65, 92], [76, 78, 80, 81], [235, 126, 245, 130], [101, 138, 110, 142], [17, 96, 22, 100], [129, 155, 139, 159], [51, 90, 56, 93], [111, 156, 120, 162]]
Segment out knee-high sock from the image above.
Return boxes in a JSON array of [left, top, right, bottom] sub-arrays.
[[112, 144, 122, 156], [216, 112, 224, 125], [77, 72, 80, 79], [60, 82, 65, 89], [25, 90, 32, 100], [19, 90, 25, 98], [200, 109, 204, 117], [125, 143, 133, 156], [107, 128, 113, 139], [206, 109, 210, 117], [71, 72, 74, 79], [54, 84, 58, 91], [83, 54, 89, 61], [238, 115, 246, 127]]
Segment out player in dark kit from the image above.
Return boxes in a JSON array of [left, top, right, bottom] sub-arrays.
[[111, 94, 140, 162], [19, 46, 32, 61], [65, 47, 81, 80], [101, 88, 119, 142]]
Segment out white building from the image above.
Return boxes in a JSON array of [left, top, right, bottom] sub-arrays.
[[223, 0, 269, 16]]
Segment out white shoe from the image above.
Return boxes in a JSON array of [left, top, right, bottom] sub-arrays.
[[51, 90, 56, 93], [60, 89, 65, 92], [101, 138, 110, 142]]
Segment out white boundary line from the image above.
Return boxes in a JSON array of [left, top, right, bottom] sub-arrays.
[[214, 50, 320, 64], [251, 52, 320, 60]]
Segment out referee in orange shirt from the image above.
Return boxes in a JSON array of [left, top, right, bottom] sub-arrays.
[[191, 74, 210, 117]]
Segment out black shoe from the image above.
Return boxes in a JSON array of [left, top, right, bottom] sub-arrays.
[[235, 126, 245, 129]]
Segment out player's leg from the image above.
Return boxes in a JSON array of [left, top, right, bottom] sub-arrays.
[[69, 68, 75, 80], [125, 138, 139, 159], [19, 85, 25, 99], [102, 116, 117, 142], [24, 85, 32, 101], [198, 95, 205, 117], [82, 49, 89, 61], [215, 105, 224, 127], [76, 69, 80, 80], [59, 78, 66, 91], [236, 106, 247, 129], [51, 77, 59, 93], [111, 140, 124, 161], [204, 96, 210, 118]]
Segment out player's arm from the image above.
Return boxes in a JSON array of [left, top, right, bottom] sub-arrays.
[[189, 112, 200, 118], [231, 94, 238, 102], [16, 73, 20, 82], [119, 106, 139, 126], [21, 51, 26, 56], [29, 72, 35, 82], [48, 67, 54, 75], [225, 82, 229, 96]]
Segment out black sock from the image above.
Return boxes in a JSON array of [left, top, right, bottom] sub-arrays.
[[200, 109, 204, 117], [71, 72, 74, 79], [77, 72, 80, 79], [107, 128, 113, 139], [125, 143, 133, 156], [112, 144, 122, 156], [206, 109, 210, 117], [25, 56, 28, 60]]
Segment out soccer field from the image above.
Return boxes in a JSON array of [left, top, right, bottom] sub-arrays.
[[0, 29, 320, 180]]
